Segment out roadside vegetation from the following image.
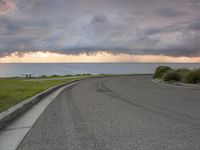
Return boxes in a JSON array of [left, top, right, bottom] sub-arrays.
[[153, 66, 200, 84], [0, 74, 110, 112]]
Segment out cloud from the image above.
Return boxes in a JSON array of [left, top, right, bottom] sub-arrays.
[[0, 0, 15, 15], [188, 19, 200, 30], [90, 14, 108, 24], [0, 0, 200, 58], [157, 7, 188, 18], [190, 0, 200, 5]]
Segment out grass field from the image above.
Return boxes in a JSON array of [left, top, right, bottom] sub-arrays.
[[0, 75, 99, 112]]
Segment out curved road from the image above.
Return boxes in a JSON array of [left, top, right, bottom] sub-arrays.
[[18, 75, 200, 150]]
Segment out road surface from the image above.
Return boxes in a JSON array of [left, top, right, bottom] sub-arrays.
[[17, 75, 200, 150]]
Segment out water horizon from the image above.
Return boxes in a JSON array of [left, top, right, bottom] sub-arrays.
[[0, 62, 199, 77]]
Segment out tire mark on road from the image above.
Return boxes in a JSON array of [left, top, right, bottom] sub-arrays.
[[97, 78, 200, 131], [62, 84, 106, 150]]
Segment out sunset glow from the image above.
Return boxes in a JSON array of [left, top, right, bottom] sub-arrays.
[[0, 51, 200, 63], [1, 0, 200, 62]]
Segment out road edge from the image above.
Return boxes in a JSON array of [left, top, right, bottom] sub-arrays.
[[152, 78, 200, 89], [0, 78, 87, 129]]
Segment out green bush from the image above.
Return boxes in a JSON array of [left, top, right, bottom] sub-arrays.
[[176, 68, 191, 74], [183, 70, 200, 83], [153, 66, 173, 79], [175, 68, 191, 82], [153, 66, 200, 84], [39, 75, 47, 78], [50, 74, 58, 77], [162, 70, 181, 82]]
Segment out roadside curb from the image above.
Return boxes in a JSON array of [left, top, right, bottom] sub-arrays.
[[0, 78, 86, 129], [152, 78, 200, 89]]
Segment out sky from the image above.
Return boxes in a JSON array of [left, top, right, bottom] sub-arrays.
[[0, 0, 200, 62]]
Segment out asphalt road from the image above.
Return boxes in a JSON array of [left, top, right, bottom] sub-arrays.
[[17, 75, 200, 150]]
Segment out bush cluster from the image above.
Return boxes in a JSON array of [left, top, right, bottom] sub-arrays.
[[153, 66, 200, 84]]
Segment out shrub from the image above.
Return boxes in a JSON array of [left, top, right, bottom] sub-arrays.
[[40, 75, 47, 78], [183, 70, 200, 83], [50, 74, 59, 78], [162, 70, 181, 82], [153, 66, 173, 79], [176, 68, 191, 74], [175, 68, 191, 82]]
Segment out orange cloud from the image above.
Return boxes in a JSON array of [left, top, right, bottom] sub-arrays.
[[0, 51, 200, 63], [0, 0, 15, 15]]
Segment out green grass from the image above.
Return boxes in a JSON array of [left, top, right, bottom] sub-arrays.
[[0, 75, 102, 112]]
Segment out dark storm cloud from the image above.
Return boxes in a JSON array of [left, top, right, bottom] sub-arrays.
[[190, 0, 200, 5], [0, 0, 200, 57], [144, 21, 188, 35], [188, 19, 200, 30], [90, 14, 109, 24], [157, 7, 188, 18]]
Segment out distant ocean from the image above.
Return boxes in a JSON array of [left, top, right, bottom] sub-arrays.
[[0, 63, 200, 77]]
